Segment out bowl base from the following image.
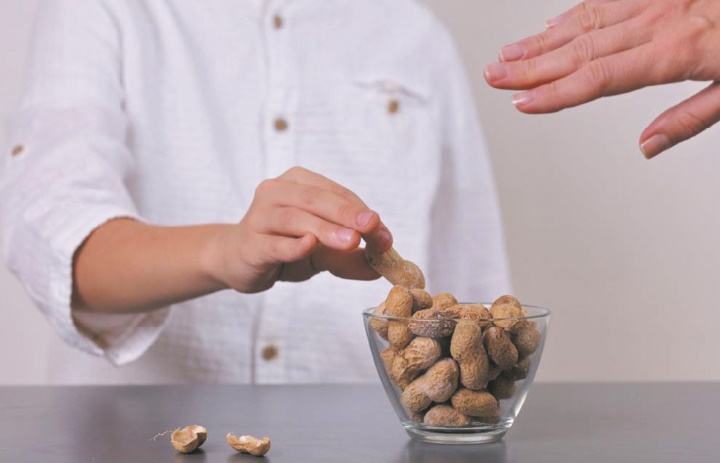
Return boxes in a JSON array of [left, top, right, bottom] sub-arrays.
[[403, 419, 512, 444]]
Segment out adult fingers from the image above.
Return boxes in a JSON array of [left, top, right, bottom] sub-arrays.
[[497, 0, 642, 62], [260, 207, 361, 251], [640, 82, 720, 159], [511, 43, 677, 113], [487, 19, 650, 90], [545, 0, 622, 29]]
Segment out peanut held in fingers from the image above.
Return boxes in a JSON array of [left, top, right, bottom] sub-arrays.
[[227, 434, 271, 456], [170, 425, 207, 453], [365, 247, 425, 289]]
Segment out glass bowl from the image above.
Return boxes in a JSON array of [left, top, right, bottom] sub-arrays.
[[363, 303, 550, 444]]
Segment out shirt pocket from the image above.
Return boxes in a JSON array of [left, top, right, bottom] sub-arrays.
[[323, 77, 439, 192]]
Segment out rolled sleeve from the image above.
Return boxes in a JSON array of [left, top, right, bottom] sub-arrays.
[[0, 0, 168, 365]]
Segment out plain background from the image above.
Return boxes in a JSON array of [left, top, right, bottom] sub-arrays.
[[1, 0, 719, 385]]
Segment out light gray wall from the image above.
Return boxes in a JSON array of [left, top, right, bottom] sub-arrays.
[[1, 0, 719, 384]]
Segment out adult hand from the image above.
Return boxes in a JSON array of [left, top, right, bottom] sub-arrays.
[[484, 0, 720, 158], [208, 166, 392, 293]]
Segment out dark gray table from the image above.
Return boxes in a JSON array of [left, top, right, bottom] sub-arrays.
[[1, 383, 718, 462]]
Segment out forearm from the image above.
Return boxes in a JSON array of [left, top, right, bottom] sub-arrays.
[[72, 219, 231, 314]]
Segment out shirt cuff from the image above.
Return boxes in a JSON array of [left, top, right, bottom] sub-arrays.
[[33, 206, 169, 366]]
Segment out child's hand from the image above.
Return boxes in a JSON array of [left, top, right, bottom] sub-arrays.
[[206, 167, 393, 293]]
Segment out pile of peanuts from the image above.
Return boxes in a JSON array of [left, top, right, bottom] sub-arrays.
[[366, 247, 541, 427]]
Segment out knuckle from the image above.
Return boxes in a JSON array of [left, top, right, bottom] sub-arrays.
[[255, 179, 276, 197], [571, 34, 597, 66], [580, 59, 610, 94], [301, 186, 323, 206], [285, 165, 305, 177], [578, 7, 602, 33], [674, 110, 709, 136], [278, 207, 298, 229], [337, 201, 358, 223]]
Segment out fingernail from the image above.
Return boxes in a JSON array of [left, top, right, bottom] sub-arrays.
[[640, 134, 672, 159], [377, 227, 392, 250], [356, 211, 375, 228], [484, 63, 509, 82], [512, 91, 534, 108], [545, 14, 566, 29], [337, 227, 356, 243], [499, 43, 525, 62]]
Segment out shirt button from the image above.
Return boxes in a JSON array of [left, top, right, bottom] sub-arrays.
[[388, 99, 400, 114], [11, 144, 24, 157], [273, 14, 284, 29], [262, 345, 279, 361], [274, 117, 289, 132]]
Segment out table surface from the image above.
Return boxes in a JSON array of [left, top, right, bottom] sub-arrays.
[[1, 383, 718, 463]]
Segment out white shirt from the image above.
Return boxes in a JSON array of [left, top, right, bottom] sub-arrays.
[[0, 0, 510, 384]]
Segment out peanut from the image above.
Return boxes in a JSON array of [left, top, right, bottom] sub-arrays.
[[450, 320, 490, 390], [365, 246, 425, 289], [511, 320, 541, 357], [401, 358, 459, 413], [380, 346, 399, 377], [483, 326, 519, 370], [431, 292, 458, 310], [487, 363, 502, 382], [489, 295, 525, 330], [408, 309, 455, 338], [423, 404, 471, 427], [226, 434, 271, 457], [410, 288, 433, 312], [385, 285, 414, 349], [390, 337, 441, 389], [488, 374, 517, 400], [451, 388, 501, 423], [368, 302, 388, 340], [505, 356, 532, 381], [171, 425, 207, 454]]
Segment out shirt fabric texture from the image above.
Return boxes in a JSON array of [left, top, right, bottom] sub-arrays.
[[0, 0, 511, 384]]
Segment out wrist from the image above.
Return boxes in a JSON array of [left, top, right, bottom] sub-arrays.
[[198, 224, 236, 291]]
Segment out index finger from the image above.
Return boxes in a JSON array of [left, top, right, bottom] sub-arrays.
[[498, 0, 640, 62], [280, 166, 393, 251]]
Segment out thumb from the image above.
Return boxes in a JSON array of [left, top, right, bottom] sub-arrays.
[[640, 81, 720, 159]]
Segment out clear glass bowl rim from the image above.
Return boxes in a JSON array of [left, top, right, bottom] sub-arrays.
[[362, 304, 551, 323]]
